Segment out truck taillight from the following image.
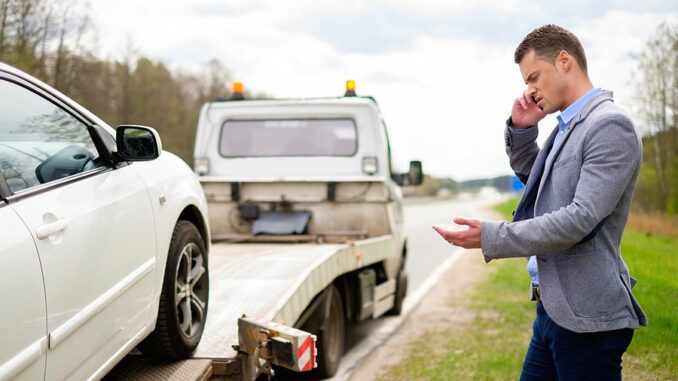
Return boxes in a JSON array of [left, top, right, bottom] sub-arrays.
[[362, 156, 378, 175], [194, 158, 210, 175]]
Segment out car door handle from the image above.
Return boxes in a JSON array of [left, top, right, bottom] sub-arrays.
[[36, 219, 69, 239]]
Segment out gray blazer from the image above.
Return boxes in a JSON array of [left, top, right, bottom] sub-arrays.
[[481, 91, 647, 333]]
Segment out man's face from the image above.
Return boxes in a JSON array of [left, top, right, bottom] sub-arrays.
[[519, 50, 567, 114]]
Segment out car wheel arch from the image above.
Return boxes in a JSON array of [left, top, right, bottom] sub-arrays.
[[177, 204, 209, 254]]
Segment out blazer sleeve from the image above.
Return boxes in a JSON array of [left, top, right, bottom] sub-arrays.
[[505, 120, 539, 184], [481, 114, 641, 261]]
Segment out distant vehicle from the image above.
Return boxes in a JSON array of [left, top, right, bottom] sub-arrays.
[[186, 80, 424, 380], [0, 62, 210, 381]]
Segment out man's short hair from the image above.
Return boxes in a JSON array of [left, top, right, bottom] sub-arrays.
[[515, 24, 588, 73]]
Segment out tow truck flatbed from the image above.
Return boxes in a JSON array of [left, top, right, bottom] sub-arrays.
[[107, 236, 396, 380], [198, 236, 395, 360]]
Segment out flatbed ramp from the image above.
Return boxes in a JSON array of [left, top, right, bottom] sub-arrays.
[[106, 236, 394, 380], [196, 242, 343, 360]]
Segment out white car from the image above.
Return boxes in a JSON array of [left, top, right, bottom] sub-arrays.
[[0, 62, 210, 381]]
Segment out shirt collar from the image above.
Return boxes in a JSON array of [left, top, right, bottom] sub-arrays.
[[556, 87, 602, 132]]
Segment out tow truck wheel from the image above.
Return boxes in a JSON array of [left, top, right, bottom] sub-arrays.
[[313, 285, 345, 378], [387, 270, 408, 315], [139, 221, 209, 360]]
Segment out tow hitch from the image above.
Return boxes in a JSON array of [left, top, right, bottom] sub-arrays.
[[237, 316, 317, 379]]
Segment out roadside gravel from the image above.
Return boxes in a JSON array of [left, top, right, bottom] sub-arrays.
[[348, 248, 489, 381]]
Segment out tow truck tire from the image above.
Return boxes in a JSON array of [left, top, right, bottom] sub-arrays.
[[139, 221, 209, 360], [313, 285, 345, 378], [387, 270, 408, 316]]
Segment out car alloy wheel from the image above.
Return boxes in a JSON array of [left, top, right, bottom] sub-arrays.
[[139, 221, 209, 360], [175, 241, 208, 339]]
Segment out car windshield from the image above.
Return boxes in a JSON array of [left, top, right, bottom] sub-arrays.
[[219, 118, 357, 157]]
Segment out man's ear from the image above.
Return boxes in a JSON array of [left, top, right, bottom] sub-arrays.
[[558, 50, 572, 71]]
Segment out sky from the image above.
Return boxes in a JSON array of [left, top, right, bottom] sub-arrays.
[[87, 0, 677, 180]]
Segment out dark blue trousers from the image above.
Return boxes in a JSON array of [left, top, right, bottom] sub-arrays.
[[520, 302, 634, 381]]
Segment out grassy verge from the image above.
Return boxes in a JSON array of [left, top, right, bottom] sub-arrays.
[[380, 197, 677, 380], [622, 230, 677, 379], [379, 257, 533, 381]]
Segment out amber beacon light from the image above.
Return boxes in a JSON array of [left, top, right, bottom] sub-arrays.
[[344, 79, 356, 97], [231, 82, 245, 100]]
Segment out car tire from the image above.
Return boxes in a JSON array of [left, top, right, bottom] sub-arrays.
[[139, 220, 209, 360], [387, 270, 408, 316], [311, 285, 345, 378]]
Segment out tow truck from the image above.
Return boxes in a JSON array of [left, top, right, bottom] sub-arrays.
[[106, 81, 422, 381]]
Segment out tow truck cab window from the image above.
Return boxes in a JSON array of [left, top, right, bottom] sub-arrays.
[[0, 79, 103, 193], [219, 118, 357, 157]]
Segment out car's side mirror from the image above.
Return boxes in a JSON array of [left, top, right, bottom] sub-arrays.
[[408, 160, 423, 185], [116, 125, 162, 161]]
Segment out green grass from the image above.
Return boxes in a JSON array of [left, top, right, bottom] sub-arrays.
[[622, 230, 678, 378], [494, 196, 520, 221], [380, 196, 678, 380]]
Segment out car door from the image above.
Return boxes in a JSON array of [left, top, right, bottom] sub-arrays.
[[0, 76, 157, 381], [0, 203, 47, 381]]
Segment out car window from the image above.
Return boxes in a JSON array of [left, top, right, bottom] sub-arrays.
[[0, 79, 103, 193]]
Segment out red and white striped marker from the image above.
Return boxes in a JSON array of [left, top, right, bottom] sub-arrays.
[[298, 335, 317, 371], [238, 315, 317, 372]]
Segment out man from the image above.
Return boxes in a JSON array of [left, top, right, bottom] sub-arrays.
[[433, 24, 647, 380]]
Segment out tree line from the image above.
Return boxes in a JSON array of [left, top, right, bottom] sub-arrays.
[[1, 1, 675, 215], [632, 21, 677, 215], [0, 0, 238, 164]]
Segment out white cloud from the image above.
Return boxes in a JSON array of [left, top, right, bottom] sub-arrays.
[[87, 0, 678, 180]]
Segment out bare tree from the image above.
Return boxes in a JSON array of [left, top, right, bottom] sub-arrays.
[[50, 0, 92, 91], [633, 21, 678, 212], [0, 0, 11, 59]]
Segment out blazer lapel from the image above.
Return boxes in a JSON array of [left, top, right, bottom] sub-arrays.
[[537, 93, 615, 197]]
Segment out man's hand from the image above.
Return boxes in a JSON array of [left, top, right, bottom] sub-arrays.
[[511, 90, 546, 128], [432, 217, 482, 249]]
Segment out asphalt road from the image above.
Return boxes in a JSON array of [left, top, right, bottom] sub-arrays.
[[402, 196, 502, 293], [316, 195, 504, 381]]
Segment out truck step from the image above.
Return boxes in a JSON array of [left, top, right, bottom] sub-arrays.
[[103, 356, 212, 381]]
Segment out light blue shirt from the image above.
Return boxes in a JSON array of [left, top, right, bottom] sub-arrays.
[[525, 88, 602, 286]]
